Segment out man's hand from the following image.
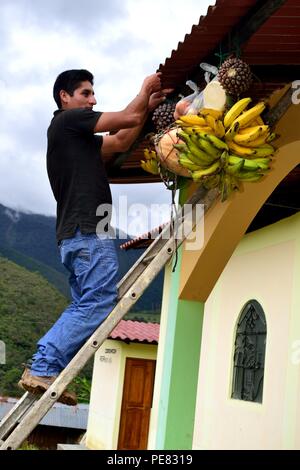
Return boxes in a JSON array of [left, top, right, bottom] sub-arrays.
[[148, 88, 174, 112], [141, 72, 163, 95]]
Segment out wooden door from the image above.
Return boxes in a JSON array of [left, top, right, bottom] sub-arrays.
[[117, 357, 156, 450]]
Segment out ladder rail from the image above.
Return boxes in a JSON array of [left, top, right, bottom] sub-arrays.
[[0, 186, 218, 450], [117, 185, 209, 298], [0, 393, 38, 441]]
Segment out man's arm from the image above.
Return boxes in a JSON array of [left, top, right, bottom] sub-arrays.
[[101, 89, 173, 158], [94, 73, 162, 133]]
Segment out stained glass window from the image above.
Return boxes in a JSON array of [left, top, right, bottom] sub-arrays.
[[231, 300, 266, 403]]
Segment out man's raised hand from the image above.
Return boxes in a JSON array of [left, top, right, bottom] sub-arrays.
[[148, 88, 174, 112]]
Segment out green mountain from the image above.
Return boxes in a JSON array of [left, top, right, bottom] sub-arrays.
[[0, 203, 163, 313], [0, 256, 68, 397]]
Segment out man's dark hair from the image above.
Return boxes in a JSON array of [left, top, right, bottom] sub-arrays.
[[53, 69, 94, 108]]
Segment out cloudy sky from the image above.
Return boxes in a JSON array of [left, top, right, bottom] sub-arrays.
[[0, 0, 214, 234]]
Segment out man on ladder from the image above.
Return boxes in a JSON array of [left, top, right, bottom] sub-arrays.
[[18, 68, 171, 405]]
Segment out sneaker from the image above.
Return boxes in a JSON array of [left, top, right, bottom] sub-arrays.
[[18, 368, 77, 406]]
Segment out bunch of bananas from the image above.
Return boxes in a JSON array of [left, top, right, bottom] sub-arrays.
[[173, 98, 277, 201], [140, 148, 160, 175]]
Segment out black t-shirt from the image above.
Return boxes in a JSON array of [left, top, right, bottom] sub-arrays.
[[47, 108, 112, 242]]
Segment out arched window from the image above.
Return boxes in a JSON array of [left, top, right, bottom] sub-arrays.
[[231, 300, 267, 403]]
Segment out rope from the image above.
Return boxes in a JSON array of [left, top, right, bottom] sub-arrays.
[[214, 32, 243, 67]]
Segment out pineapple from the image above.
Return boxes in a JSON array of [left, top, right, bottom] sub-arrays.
[[152, 100, 176, 132], [218, 56, 252, 96]]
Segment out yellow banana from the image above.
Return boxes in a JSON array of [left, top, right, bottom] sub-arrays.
[[181, 125, 215, 135], [227, 140, 256, 156], [231, 102, 266, 129], [204, 113, 218, 131], [199, 108, 223, 119], [241, 134, 270, 148], [225, 121, 240, 141], [223, 97, 252, 129], [234, 125, 269, 144], [239, 125, 269, 136], [214, 119, 225, 138], [192, 160, 221, 181], [180, 126, 196, 135], [141, 159, 159, 175], [193, 126, 215, 135], [255, 115, 265, 126], [176, 115, 207, 126], [143, 149, 151, 160]]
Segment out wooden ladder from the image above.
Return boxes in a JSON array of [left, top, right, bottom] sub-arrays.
[[0, 186, 218, 450]]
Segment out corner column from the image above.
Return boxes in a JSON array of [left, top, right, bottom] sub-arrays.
[[149, 185, 205, 449]]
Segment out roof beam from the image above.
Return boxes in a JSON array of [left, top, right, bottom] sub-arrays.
[[265, 84, 294, 128], [226, 0, 288, 51]]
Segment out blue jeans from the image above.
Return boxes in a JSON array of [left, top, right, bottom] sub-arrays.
[[30, 230, 119, 376]]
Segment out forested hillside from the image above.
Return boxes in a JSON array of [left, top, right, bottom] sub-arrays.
[[0, 203, 163, 313], [0, 256, 68, 397]]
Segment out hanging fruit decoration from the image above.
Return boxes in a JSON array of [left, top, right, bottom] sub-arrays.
[[141, 57, 278, 201]]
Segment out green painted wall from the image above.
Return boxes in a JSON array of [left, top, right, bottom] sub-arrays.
[[154, 184, 205, 449]]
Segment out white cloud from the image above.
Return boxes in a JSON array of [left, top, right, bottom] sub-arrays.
[[0, 0, 214, 234]]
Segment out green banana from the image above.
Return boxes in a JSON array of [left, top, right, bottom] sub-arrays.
[[192, 160, 221, 181], [228, 155, 258, 171], [180, 147, 213, 167], [266, 132, 278, 143], [177, 133, 218, 166], [225, 159, 245, 175], [235, 172, 264, 182], [203, 133, 229, 151], [251, 157, 271, 168], [195, 135, 221, 159], [187, 139, 216, 164], [173, 143, 188, 152], [253, 144, 275, 157], [203, 174, 221, 190], [228, 155, 271, 172], [220, 172, 235, 202], [179, 153, 203, 171]]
